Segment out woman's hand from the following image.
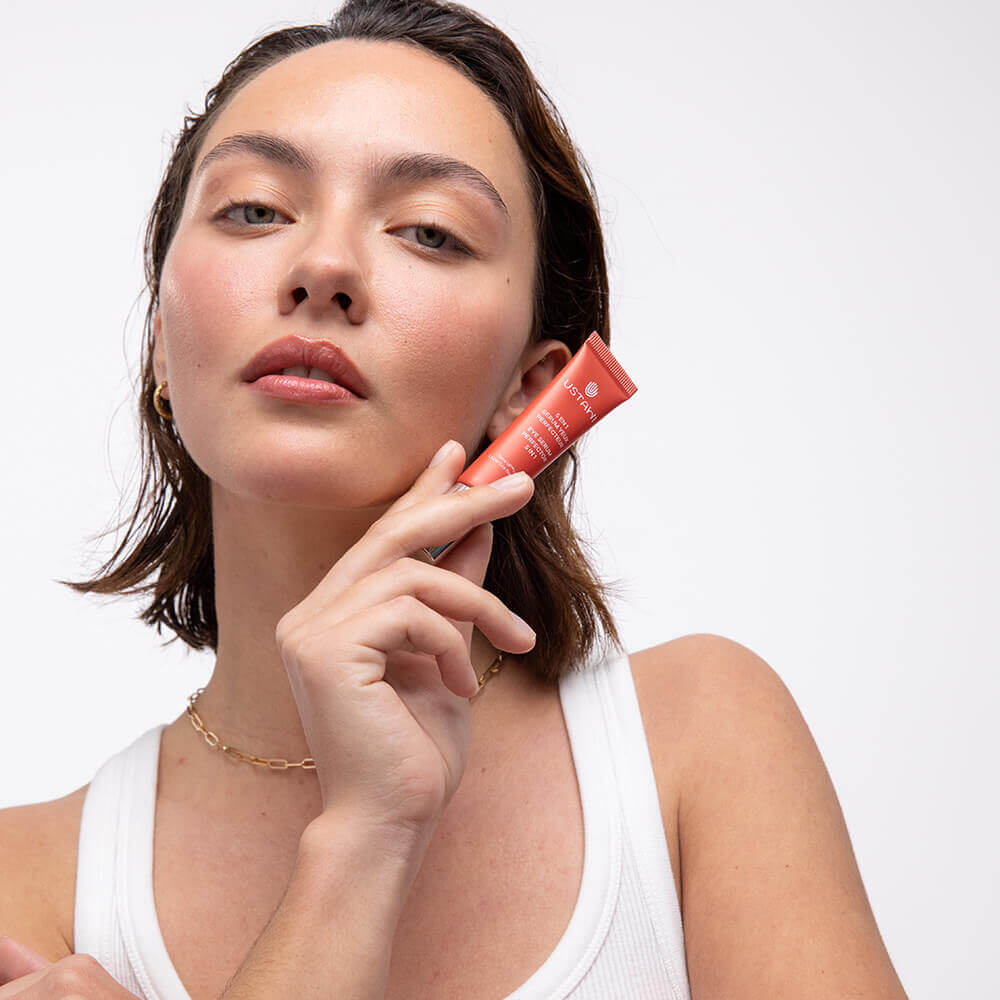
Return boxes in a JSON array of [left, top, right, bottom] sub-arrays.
[[0, 937, 140, 998], [275, 439, 537, 858]]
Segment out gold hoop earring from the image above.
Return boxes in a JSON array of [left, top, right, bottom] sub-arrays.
[[153, 380, 173, 420]]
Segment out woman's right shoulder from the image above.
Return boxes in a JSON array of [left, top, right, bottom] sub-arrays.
[[0, 783, 90, 961]]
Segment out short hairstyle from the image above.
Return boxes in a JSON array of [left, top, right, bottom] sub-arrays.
[[62, 0, 627, 683]]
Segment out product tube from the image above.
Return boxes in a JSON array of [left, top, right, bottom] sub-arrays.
[[425, 330, 638, 561]]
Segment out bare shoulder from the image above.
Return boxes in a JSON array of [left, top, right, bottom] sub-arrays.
[[0, 784, 89, 961], [626, 634, 782, 817], [626, 635, 777, 892], [628, 632, 848, 806], [628, 633, 908, 998], [628, 632, 789, 727]]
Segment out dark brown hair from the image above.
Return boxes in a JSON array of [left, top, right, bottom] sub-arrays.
[[61, 0, 628, 683]]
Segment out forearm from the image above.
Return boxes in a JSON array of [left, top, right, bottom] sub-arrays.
[[218, 813, 426, 1000]]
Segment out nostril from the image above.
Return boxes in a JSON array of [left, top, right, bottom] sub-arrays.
[[335, 291, 351, 309], [292, 288, 307, 304]]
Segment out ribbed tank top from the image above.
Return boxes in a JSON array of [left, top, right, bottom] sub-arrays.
[[73, 650, 692, 999]]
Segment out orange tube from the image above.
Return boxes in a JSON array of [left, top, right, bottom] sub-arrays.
[[426, 330, 638, 560]]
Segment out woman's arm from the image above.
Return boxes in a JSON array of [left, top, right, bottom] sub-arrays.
[[0, 807, 419, 999], [642, 634, 909, 999], [218, 810, 424, 1000]]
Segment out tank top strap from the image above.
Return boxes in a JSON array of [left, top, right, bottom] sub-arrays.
[[74, 723, 187, 999], [587, 649, 691, 995]]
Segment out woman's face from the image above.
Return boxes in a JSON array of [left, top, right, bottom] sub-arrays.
[[153, 38, 553, 510]]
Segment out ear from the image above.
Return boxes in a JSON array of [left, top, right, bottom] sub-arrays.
[[152, 307, 168, 394], [486, 338, 573, 442]]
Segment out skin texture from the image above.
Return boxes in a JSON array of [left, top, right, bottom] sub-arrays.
[[150, 37, 572, 820]]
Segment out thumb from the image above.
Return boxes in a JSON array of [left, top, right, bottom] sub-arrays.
[[0, 936, 54, 982]]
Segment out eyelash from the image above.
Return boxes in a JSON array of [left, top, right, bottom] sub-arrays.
[[212, 198, 474, 257]]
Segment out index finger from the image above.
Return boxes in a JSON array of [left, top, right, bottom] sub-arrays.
[[275, 439, 469, 632], [363, 438, 473, 568], [380, 439, 468, 520]]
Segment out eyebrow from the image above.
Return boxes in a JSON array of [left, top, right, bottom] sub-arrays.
[[194, 131, 510, 223]]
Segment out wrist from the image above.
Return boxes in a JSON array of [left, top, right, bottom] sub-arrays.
[[299, 807, 433, 870], [293, 810, 429, 921], [218, 813, 424, 1000]]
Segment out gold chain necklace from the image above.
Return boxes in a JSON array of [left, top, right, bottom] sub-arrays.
[[185, 651, 506, 772]]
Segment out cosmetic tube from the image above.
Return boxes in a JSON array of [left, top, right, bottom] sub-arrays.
[[425, 330, 638, 561]]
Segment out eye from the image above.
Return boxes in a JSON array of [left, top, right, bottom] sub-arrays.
[[395, 223, 473, 257], [213, 199, 291, 227], [212, 200, 473, 257]]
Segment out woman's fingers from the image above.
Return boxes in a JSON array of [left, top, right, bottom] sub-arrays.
[[380, 438, 467, 519], [329, 469, 531, 596], [377, 473, 533, 567], [277, 449, 533, 637], [271, 435, 537, 832], [0, 967, 48, 997], [328, 596, 483, 698], [0, 936, 50, 983], [0, 946, 139, 998], [294, 543, 536, 673]]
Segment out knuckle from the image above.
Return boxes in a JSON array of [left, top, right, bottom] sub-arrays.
[[373, 516, 415, 561], [393, 556, 425, 582], [367, 513, 394, 540], [390, 593, 423, 616], [51, 956, 97, 990], [276, 625, 324, 677], [274, 615, 295, 650], [68, 954, 102, 977], [275, 619, 304, 660], [288, 629, 326, 668]]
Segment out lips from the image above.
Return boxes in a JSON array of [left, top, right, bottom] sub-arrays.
[[242, 334, 369, 399]]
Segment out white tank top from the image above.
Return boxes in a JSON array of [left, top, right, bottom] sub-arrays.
[[73, 650, 692, 999]]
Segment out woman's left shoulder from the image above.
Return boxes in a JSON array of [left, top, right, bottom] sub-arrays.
[[627, 634, 909, 998], [625, 633, 791, 859], [627, 633, 797, 752], [629, 631, 789, 709], [626, 632, 826, 875]]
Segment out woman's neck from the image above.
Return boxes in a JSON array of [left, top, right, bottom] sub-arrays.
[[155, 482, 540, 833]]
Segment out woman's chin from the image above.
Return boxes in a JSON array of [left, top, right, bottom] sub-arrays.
[[206, 463, 400, 512]]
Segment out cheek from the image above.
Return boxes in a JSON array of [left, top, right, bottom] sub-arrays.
[[156, 236, 272, 460], [379, 296, 510, 447], [158, 234, 267, 379], [373, 264, 529, 415]]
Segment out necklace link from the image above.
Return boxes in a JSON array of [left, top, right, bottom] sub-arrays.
[[185, 651, 505, 772]]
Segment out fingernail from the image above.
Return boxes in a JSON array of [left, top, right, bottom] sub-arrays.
[[429, 439, 456, 467], [490, 471, 530, 490]]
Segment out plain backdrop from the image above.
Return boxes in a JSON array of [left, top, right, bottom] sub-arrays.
[[2, 1, 997, 996]]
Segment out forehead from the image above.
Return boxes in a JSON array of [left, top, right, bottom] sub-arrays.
[[195, 38, 533, 220]]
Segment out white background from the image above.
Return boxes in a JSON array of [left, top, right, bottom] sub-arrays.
[[2, 1, 997, 995]]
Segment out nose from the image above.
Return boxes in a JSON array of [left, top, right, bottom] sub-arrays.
[[279, 222, 369, 323]]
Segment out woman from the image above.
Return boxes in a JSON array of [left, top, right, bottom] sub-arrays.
[[0, 1, 908, 998]]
